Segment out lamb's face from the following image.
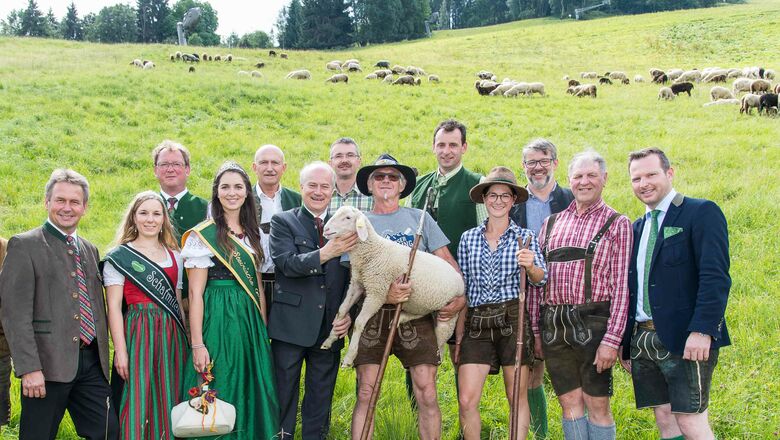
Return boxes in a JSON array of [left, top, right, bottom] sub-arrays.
[[323, 206, 363, 240]]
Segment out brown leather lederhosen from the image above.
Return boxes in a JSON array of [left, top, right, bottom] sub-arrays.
[[540, 212, 619, 346]]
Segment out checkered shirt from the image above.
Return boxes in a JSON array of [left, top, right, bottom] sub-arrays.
[[458, 220, 547, 308], [328, 184, 374, 216], [527, 199, 633, 349]]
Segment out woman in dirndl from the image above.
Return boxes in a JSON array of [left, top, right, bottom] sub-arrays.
[[104, 191, 188, 439], [180, 161, 280, 439], [456, 166, 548, 440]]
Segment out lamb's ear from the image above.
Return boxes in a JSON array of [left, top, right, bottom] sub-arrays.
[[355, 216, 369, 241]]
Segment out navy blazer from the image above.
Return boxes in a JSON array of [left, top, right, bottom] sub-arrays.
[[268, 207, 350, 351], [621, 193, 731, 358], [509, 183, 574, 229]]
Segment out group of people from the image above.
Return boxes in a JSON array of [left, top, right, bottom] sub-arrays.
[[0, 118, 731, 440]]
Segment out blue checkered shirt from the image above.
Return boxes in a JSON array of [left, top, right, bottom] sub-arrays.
[[457, 220, 547, 307]]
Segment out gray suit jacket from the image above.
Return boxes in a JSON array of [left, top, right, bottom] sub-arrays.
[[268, 208, 350, 350], [0, 224, 110, 382]]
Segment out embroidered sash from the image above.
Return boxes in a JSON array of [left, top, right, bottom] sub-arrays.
[[104, 244, 186, 333], [184, 221, 262, 314]]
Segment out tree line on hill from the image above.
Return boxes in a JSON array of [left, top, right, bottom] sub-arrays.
[[275, 0, 744, 49], [0, 0, 272, 48]]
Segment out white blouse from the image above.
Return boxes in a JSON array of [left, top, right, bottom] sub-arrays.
[[181, 232, 265, 269], [102, 245, 184, 289]]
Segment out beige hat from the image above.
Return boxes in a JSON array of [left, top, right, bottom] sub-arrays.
[[468, 166, 529, 204]]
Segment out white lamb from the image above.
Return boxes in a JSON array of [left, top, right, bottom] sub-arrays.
[[658, 87, 674, 100], [667, 69, 684, 81], [703, 99, 739, 107], [326, 61, 342, 71], [634, 75, 645, 83], [319, 206, 465, 367], [608, 71, 628, 81], [527, 82, 545, 96], [286, 69, 311, 80], [503, 82, 530, 97], [764, 69, 775, 80], [732, 78, 753, 94], [490, 81, 516, 96], [675, 70, 701, 83], [740, 94, 761, 114], [710, 86, 734, 101], [580, 71, 598, 79]]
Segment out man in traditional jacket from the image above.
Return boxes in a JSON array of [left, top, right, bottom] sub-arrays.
[[252, 144, 301, 307], [0, 169, 118, 440], [153, 140, 208, 238]]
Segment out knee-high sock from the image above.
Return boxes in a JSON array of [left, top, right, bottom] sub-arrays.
[[586, 418, 616, 440], [527, 385, 548, 439], [661, 436, 684, 440], [562, 415, 588, 440]]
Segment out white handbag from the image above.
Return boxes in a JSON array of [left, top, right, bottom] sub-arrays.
[[171, 390, 236, 437]]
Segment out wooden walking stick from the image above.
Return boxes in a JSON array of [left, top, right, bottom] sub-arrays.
[[509, 236, 531, 440], [360, 188, 435, 440]]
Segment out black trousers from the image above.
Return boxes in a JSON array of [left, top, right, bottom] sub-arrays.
[[19, 345, 119, 440], [272, 339, 340, 440]]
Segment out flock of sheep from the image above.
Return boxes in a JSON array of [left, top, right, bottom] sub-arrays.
[[128, 50, 780, 117]]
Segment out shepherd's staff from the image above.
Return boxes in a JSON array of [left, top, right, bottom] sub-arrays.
[[360, 187, 435, 440], [509, 236, 531, 440]]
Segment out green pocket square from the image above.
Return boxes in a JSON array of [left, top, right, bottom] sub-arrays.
[[663, 226, 683, 239]]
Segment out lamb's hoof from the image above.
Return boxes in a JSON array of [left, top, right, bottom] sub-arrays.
[[320, 342, 331, 350], [341, 361, 353, 369]]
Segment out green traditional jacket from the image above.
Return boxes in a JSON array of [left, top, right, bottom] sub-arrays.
[[165, 190, 208, 239], [411, 166, 481, 256]]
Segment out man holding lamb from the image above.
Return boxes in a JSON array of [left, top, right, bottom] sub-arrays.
[[349, 154, 466, 440]]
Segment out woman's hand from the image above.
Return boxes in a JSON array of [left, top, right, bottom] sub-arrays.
[[516, 248, 535, 269], [193, 346, 211, 373], [114, 350, 129, 381]]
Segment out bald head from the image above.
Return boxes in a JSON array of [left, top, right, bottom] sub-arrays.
[[252, 144, 288, 193]]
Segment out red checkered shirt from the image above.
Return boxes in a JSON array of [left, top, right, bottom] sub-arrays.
[[528, 199, 633, 349]]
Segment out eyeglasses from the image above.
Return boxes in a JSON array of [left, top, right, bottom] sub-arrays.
[[523, 159, 553, 168], [372, 173, 401, 182], [156, 162, 186, 169], [484, 193, 514, 202], [331, 153, 359, 160]]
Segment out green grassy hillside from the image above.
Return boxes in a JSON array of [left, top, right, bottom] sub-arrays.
[[1, 0, 779, 438]]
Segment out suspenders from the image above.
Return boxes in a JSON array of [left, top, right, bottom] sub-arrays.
[[542, 212, 620, 304]]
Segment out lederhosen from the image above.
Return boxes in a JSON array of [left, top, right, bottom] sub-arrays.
[[540, 212, 619, 396]]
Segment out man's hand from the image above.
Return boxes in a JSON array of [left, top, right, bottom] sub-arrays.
[[21, 370, 46, 398], [438, 295, 465, 321], [516, 248, 535, 269], [593, 344, 618, 374], [534, 334, 544, 360], [617, 346, 631, 373], [386, 276, 412, 304], [332, 314, 352, 338], [320, 232, 359, 262], [683, 332, 711, 361]]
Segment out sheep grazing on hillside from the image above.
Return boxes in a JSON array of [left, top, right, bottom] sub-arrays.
[[269, 50, 277, 57], [237, 70, 250, 76], [325, 73, 349, 84], [326, 61, 342, 71], [671, 82, 694, 96], [170, 54, 175, 61], [225, 54, 233, 62], [568, 79, 581, 87], [658, 87, 675, 100], [634, 75, 644, 83], [346, 63, 362, 72], [475, 79, 499, 95], [341, 59, 359, 68], [428, 74, 440, 83], [383, 75, 394, 84], [373, 69, 392, 78], [391, 65, 407, 75], [251, 70, 263, 78], [188, 66, 195, 73], [652, 73, 669, 84], [490, 81, 516, 96], [364, 73, 378, 80], [703, 99, 739, 107], [741, 66, 760, 79], [142, 61, 155, 70], [649, 68, 664, 78], [702, 68, 729, 82], [740, 94, 761, 114], [675, 70, 701, 83], [666, 69, 684, 81], [182, 53, 198, 63], [732, 78, 753, 94], [213, 55, 221, 61], [202, 53, 208, 61], [580, 72, 598, 79], [622, 78, 630, 85], [708, 74, 727, 83], [774, 84, 780, 94], [285, 69, 311, 80], [319, 207, 465, 367], [750, 79, 771, 94], [727, 68, 742, 79], [175, 51, 182, 60], [599, 77, 613, 85], [476, 70, 494, 80], [710, 86, 735, 101], [393, 75, 420, 86], [562, 75, 570, 81], [375, 60, 390, 68], [567, 84, 597, 98], [758, 93, 779, 115], [280, 53, 288, 59], [255, 61, 265, 69], [130, 59, 143, 67], [764, 69, 776, 80], [608, 71, 628, 81], [504, 83, 531, 97], [406, 66, 426, 76], [527, 82, 545, 96]]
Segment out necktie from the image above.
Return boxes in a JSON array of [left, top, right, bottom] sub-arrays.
[[314, 217, 325, 247], [67, 236, 96, 345], [167, 197, 177, 216], [642, 210, 660, 317]]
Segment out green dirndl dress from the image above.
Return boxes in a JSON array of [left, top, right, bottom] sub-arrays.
[[181, 231, 280, 440]]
